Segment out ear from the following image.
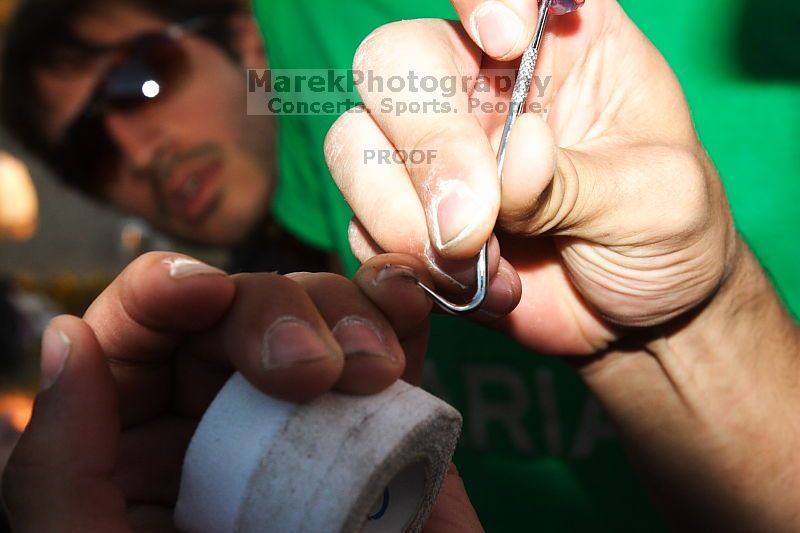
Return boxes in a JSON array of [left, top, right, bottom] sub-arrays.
[[228, 15, 267, 69]]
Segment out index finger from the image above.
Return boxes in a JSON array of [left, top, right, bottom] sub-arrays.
[[83, 252, 235, 427], [353, 19, 500, 260]]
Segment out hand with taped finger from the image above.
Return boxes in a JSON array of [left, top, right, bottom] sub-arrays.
[[326, 0, 737, 354], [2, 252, 482, 532]]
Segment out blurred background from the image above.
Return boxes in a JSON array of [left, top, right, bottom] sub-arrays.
[[0, 0, 796, 528], [0, 0, 225, 490]]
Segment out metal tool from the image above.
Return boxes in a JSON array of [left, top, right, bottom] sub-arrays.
[[417, 0, 554, 315]]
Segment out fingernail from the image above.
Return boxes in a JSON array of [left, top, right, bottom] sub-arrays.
[[41, 328, 71, 390], [263, 318, 335, 370], [164, 257, 226, 279], [433, 182, 485, 252], [374, 265, 418, 286], [332, 316, 392, 360], [472, 2, 524, 58]]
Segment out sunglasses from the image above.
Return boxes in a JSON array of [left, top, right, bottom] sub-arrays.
[[50, 18, 214, 193]]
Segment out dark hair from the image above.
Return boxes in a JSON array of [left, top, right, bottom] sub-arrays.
[[0, 0, 248, 192]]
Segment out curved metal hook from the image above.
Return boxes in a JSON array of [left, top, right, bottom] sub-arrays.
[[416, 2, 552, 315], [416, 242, 489, 316]]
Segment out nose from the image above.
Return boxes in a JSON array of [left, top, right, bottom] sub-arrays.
[[104, 110, 168, 171]]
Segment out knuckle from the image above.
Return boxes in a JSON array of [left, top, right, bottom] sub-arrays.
[[541, 164, 578, 234], [353, 20, 427, 73], [233, 271, 294, 296], [353, 20, 463, 103], [506, 152, 576, 236], [353, 22, 402, 73], [290, 271, 354, 295], [323, 109, 365, 182], [310, 272, 352, 288]]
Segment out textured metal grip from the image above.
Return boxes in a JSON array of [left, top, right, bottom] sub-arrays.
[[511, 47, 539, 104]]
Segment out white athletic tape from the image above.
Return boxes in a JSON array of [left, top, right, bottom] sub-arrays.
[[175, 374, 462, 533]]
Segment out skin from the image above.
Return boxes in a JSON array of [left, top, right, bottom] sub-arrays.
[[328, 0, 736, 351], [35, 5, 275, 246], [3, 252, 482, 532], [327, 0, 800, 529], [7, 0, 798, 530], [6, 5, 483, 531]]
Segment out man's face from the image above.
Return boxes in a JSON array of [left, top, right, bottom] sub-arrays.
[[35, 5, 275, 246]]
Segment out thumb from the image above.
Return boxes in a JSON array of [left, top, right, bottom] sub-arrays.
[[496, 112, 698, 244], [3, 316, 129, 533], [451, 0, 539, 60]]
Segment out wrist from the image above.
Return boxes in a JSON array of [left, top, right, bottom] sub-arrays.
[[582, 235, 800, 408], [659, 235, 799, 365], [578, 237, 800, 531]]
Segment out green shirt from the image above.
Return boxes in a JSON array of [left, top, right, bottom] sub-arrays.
[[255, 1, 800, 530]]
